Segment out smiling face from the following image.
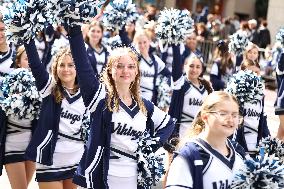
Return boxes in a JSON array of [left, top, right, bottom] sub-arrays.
[[87, 25, 103, 45], [246, 47, 259, 62], [134, 33, 150, 55], [56, 54, 76, 87], [111, 54, 138, 86], [202, 99, 240, 138], [0, 22, 6, 46], [184, 57, 203, 81]]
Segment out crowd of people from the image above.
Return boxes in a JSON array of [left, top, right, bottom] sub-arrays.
[[0, 1, 284, 189]]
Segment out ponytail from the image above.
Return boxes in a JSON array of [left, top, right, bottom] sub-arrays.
[[199, 77, 213, 94]]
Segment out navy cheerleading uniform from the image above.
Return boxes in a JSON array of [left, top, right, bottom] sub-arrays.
[[66, 27, 175, 189], [24, 40, 87, 182]]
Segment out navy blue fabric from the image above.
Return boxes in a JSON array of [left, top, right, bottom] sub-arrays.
[[233, 98, 270, 152], [86, 44, 108, 77], [210, 61, 225, 91], [24, 40, 62, 166], [0, 109, 7, 176], [177, 142, 203, 189]]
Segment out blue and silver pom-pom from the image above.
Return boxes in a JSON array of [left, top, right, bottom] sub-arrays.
[[0, 68, 41, 120], [156, 75, 172, 110], [155, 8, 194, 45], [228, 31, 249, 56], [45, 0, 105, 27], [231, 151, 284, 189], [1, 0, 46, 44], [258, 136, 284, 163], [276, 27, 284, 47], [133, 131, 165, 188], [102, 0, 139, 30], [225, 70, 264, 105], [80, 110, 91, 144]]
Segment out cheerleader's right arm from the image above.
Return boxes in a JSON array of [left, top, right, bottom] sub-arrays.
[[171, 44, 185, 90], [166, 155, 193, 188], [119, 26, 131, 46], [24, 40, 53, 97], [68, 26, 106, 112]]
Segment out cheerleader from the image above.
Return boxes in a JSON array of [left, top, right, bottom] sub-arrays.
[[0, 16, 15, 75], [1, 46, 37, 189], [272, 37, 284, 140], [24, 37, 88, 189], [243, 42, 260, 64], [85, 21, 109, 76], [169, 44, 212, 140], [229, 59, 270, 155], [210, 40, 234, 91], [166, 91, 245, 189], [132, 30, 171, 105], [65, 25, 175, 189]]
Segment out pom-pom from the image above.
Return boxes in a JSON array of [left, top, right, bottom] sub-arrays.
[[45, 0, 104, 27], [0, 68, 41, 120], [79, 110, 91, 144], [134, 131, 165, 188], [225, 70, 264, 106], [276, 27, 284, 47], [102, 0, 139, 30], [156, 75, 171, 110], [258, 136, 284, 163], [231, 153, 284, 189], [228, 31, 249, 56], [155, 8, 194, 45], [1, 0, 46, 44]]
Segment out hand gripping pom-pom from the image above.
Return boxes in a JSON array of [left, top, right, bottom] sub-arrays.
[[2, 0, 47, 44], [155, 8, 194, 45], [133, 131, 165, 188], [225, 70, 264, 107], [102, 0, 139, 30], [228, 31, 250, 56]]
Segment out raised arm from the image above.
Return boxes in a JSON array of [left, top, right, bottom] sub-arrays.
[[24, 40, 50, 92], [68, 26, 105, 109], [172, 44, 183, 82], [119, 26, 131, 46]]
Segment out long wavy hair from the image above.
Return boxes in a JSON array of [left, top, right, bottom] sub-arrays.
[[100, 47, 147, 114], [51, 47, 78, 103]]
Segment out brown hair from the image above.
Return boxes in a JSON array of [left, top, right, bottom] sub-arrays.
[[15, 45, 26, 68], [100, 47, 147, 114], [213, 40, 234, 75], [240, 59, 260, 71], [51, 47, 78, 103], [85, 21, 104, 45]]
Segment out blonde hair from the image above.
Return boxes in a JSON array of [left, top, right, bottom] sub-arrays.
[[133, 30, 151, 45], [15, 45, 26, 68], [181, 91, 239, 143], [51, 47, 78, 103], [100, 47, 147, 114], [240, 59, 260, 70], [244, 43, 259, 61]]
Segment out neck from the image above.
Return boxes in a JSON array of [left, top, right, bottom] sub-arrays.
[[0, 43, 8, 52], [141, 52, 150, 59], [116, 84, 132, 100], [89, 41, 100, 50], [189, 77, 199, 86], [201, 131, 228, 156], [62, 82, 75, 90]]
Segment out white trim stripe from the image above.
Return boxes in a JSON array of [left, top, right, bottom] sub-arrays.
[[85, 146, 104, 188], [36, 130, 53, 163]]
